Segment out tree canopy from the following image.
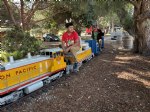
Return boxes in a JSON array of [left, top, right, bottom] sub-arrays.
[[1, 0, 150, 55]]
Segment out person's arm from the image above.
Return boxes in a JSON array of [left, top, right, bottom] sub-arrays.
[[62, 41, 72, 53], [71, 39, 80, 48], [61, 41, 66, 51], [70, 32, 80, 48], [61, 34, 70, 53]]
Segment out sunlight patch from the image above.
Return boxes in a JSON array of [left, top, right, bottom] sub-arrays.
[[113, 61, 130, 64], [115, 56, 140, 61], [116, 71, 150, 88]]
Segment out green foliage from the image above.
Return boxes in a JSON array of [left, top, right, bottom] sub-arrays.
[[0, 50, 24, 63], [43, 18, 57, 30], [44, 0, 90, 29], [122, 13, 133, 30], [9, 51, 24, 60], [1, 0, 135, 36], [124, 4, 134, 29], [93, 0, 134, 32], [1, 27, 41, 62], [0, 51, 9, 62], [82, 1, 96, 27]]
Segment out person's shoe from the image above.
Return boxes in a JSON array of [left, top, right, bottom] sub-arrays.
[[73, 63, 79, 73], [78, 62, 82, 68], [73, 69, 78, 73]]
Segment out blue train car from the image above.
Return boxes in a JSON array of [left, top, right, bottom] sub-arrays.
[[85, 40, 100, 55]]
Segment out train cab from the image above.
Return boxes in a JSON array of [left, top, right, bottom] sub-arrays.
[[40, 48, 66, 73], [40, 48, 64, 58]]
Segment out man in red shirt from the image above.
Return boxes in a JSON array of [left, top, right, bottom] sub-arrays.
[[62, 22, 80, 58]]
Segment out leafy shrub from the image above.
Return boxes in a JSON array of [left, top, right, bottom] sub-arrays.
[[1, 27, 41, 62], [0, 51, 9, 62]]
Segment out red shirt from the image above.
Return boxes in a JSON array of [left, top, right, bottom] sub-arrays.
[[62, 31, 79, 47], [86, 26, 92, 33]]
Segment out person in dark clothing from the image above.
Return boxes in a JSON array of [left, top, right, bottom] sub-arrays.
[[97, 29, 104, 40], [91, 26, 104, 48]]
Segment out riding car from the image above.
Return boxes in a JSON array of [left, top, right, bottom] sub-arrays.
[[111, 27, 123, 40], [43, 33, 60, 42]]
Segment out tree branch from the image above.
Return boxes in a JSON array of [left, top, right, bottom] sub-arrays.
[[24, 0, 49, 24], [2, 0, 17, 26], [137, 10, 150, 22], [10, 1, 20, 14], [24, 0, 40, 24], [32, 9, 70, 25], [32, 18, 49, 24], [20, 0, 25, 29]]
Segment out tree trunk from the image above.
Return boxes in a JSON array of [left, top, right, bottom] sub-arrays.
[[3, 0, 17, 26], [111, 19, 114, 33], [20, 0, 25, 30], [133, 0, 150, 55]]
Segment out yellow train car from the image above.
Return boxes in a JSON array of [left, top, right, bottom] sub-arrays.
[[64, 44, 93, 74], [0, 48, 66, 105], [65, 48, 93, 63]]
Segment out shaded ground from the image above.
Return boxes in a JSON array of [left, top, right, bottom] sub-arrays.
[[1, 38, 150, 112]]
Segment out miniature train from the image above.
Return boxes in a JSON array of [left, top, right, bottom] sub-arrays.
[[0, 39, 100, 106]]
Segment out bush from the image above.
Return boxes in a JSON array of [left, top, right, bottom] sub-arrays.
[[0, 51, 9, 62], [0, 51, 25, 63], [9, 51, 24, 60], [1, 27, 41, 62]]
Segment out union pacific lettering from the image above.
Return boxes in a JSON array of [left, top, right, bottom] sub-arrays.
[[0, 66, 37, 80], [0, 73, 11, 80], [16, 66, 36, 75]]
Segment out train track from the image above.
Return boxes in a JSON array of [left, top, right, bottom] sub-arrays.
[[0, 75, 63, 111]]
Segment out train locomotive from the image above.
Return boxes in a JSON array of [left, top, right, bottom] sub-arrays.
[[0, 40, 98, 106]]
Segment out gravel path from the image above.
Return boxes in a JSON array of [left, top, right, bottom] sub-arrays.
[[1, 39, 150, 112]]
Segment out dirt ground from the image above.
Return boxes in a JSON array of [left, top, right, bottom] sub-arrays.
[[1, 38, 150, 112]]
